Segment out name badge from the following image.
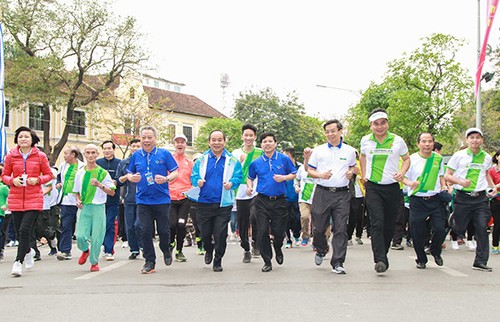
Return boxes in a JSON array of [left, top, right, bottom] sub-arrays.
[[145, 172, 154, 186]]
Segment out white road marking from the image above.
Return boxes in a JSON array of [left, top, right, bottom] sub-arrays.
[[75, 261, 132, 280], [406, 256, 468, 277]]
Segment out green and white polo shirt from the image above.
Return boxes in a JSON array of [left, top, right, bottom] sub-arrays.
[[405, 152, 444, 197], [232, 147, 263, 200], [73, 166, 116, 205], [447, 148, 492, 192], [295, 165, 316, 204], [360, 132, 409, 185]]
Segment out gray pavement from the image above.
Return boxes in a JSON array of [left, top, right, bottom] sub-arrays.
[[1, 237, 500, 321]]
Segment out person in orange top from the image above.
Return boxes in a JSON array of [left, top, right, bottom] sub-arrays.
[[168, 134, 194, 262]]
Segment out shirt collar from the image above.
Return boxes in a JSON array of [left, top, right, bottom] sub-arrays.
[[328, 140, 343, 149], [262, 150, 278, 161], [141, 146, 157, 156]]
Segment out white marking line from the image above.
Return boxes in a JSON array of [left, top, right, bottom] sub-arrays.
[[75, 261, 132, 280], [406, 256, 468, 277]]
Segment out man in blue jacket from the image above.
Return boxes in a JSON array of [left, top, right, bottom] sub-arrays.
[[191, 130, 242, 272], [96, 140, 121, 261], [116, 139, 142, 260]]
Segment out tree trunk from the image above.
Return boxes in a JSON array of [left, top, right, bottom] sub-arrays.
[[42, 103, 53, 165]]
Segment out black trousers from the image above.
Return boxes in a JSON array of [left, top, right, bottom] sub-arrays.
[[311, 189, 351, 266], [409, 196, 446, 264], [169, 198, 191, 252], [365, 182, 400, 265], [236, 198, 257, 252], [348, 197, 365, 239], [254, 195, 288, 265], [392, 192, 406, 245], [453, 192, 491, 265], [491, 199, 500, 247], [197, 203, 232, 266], [12, 210, 40, 263]]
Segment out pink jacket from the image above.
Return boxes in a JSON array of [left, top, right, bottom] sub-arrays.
[[2, 146, 53, 211]]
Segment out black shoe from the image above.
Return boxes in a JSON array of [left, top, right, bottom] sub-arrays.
[[416, 262, 426, 269], [473, 263, 493, 272], [141, 261, 155, 274], [243, 251, 251, 263], [34, 254, 41, 261], [164, 253, 173, 266], [129, 252, 139, 260], [276, 250, 284, 265], [374, 261, 388, 273], [213, 265, 223, 272], [204, 252, 213, 265], [433, 255, 444, 266], [262, 264, 272, 272]]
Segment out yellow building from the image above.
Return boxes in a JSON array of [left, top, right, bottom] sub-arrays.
[[3, 72, 225, 164]]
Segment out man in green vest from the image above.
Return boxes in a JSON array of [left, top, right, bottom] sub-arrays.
[[232, 124, 263, 263], [402, 133, 447, 269], [445, 128, 497, 272], [360, 108, 410, 273]]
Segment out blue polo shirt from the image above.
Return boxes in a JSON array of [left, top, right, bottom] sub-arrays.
[[127, 147, 178, 205], [248, 151, 297, 197], [199, 151, 225, 204]]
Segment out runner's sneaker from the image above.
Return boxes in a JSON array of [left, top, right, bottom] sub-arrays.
[[451, 240, 459, 250], [78, 250, 90, 265], [105, 253, 114, 261], [141, 261, 156, 274], [90, 264, 100, 272], [301, 238, 309, 246], [24, 248, 36, 270], [294, 238, 301, 247], [175, 251, 187, 262], [332, 265, 346, 274], [11, 260, 22, 277], [57, 252, 72, 260], [197, 247, 205, 255]]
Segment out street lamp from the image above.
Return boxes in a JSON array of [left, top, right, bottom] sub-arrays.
[[316, 84, 362, 98]]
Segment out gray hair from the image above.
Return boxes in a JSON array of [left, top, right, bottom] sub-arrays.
[[140, 125, 158, 137]]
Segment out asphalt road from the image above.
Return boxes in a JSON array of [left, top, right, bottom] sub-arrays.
[[1, 237, 500, 321]]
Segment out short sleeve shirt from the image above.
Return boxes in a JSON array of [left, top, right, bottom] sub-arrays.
[[232, 147, 263, 200], [248, 151, 297, 196], [127, 147, 179, 205], [447, 148, 492, 192], [360, 132, 409, 185], [405, 152, 444, 197], [73, 166, 116, 205], [308, 141, 357, 187]]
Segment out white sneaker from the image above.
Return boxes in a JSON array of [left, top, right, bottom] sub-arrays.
[[294, 239, 301, 247], [466, 240, 476, 251], [11, 261, 23, 277], [6, 240, 15, 247], [451, 241, 459, 250], [121, 241, 129, 248], [50, 238, 58, 249], [14, 241, 19, 246], [105, 253, 114, 261], [24, 248, 36, 270]]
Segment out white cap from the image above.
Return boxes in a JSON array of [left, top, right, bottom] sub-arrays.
[[173, 134, 188, 142], [369, 111, 388, 122], [465, 127, 483, 137]]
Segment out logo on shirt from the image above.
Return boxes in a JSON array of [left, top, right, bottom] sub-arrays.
[[156, 159, 164, 164], [370, 149, 394, 155], [466, 163, 484, 170]]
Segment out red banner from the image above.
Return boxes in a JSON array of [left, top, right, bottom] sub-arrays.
[[475, 0, 499, 97]]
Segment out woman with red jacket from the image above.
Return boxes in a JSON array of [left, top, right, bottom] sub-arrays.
[[2, 126, 53, 277]]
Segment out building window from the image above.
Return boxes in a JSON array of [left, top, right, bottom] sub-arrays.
[[153, 80, 159, 88], [168, 124, 176, 143], [29, 104, 44, 131], [70, 110, 86, 135], [4, 100, 10, 127], [174, 85, 181, 93], [183, 126, 193, 146]]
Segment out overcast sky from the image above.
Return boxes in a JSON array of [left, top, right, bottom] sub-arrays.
[[113, 0, 499, 120]]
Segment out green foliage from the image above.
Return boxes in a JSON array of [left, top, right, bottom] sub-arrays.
[[345, 33, 473, 153], [232, 88, 324, 159], [478, 90, 500, 152], [2, 0, 148, 163], [194, 118, 244, 153]]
